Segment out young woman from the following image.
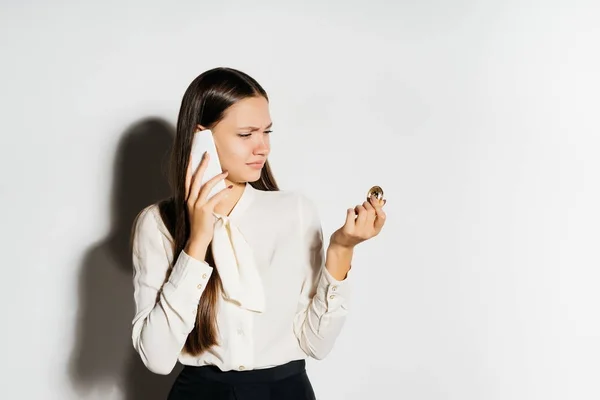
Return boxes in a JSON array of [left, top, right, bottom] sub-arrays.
[[130, 67, 386, 399]]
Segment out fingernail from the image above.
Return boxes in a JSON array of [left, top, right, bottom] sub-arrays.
[[228, 185, 233, 189]]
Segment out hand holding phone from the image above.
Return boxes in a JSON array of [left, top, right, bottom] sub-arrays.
[[185, 129, 231, 250], [189, 129, 227, 200]]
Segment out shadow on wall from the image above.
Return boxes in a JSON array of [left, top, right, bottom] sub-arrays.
[[68, 117, 183, 399]]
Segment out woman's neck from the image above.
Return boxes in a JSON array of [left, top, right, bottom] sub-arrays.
[[214, 179, 246, 217]]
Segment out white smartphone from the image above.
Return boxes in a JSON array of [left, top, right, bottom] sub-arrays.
[[190, 129, 227, 200]]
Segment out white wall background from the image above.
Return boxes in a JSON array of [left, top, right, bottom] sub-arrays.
[[1, 0, 599, 399]]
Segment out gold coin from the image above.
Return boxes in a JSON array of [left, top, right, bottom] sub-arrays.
[[367, 185, 384, 200]]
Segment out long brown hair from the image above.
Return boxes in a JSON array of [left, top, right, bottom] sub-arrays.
[[158, 67, 278, 355]]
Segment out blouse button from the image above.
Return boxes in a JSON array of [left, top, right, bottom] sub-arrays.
[[332, 286, 337, 292], [239, 365, 245, 371], [330, 295, 335, 300], [197, 283, 203, 289], [202, 273, 208, 279]]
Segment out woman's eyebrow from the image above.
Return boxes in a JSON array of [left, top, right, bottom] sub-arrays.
[[237, 122, 273, 131]]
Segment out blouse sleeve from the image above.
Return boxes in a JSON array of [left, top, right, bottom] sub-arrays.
[[293, 195, 352, 360], [130, 205, 214, 374]]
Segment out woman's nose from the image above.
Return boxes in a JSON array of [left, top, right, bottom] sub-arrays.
[[253, 137, 269, 155]]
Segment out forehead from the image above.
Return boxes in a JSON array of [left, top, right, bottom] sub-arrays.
[[221, 96, 271, 126]]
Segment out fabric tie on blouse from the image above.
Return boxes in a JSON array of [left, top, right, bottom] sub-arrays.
[[210, 212, 266, 313]]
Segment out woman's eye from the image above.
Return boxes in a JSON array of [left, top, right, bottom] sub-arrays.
[[238, 130, 272, 138]]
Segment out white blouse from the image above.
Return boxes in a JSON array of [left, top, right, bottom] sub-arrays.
[[130, 182, 351, 375]]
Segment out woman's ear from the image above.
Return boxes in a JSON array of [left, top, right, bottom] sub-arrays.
[[195, 124, 206, 132]]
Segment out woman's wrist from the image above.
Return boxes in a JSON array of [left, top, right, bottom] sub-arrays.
[[184, 237, 211, 262], [325, 243, 354, 280]]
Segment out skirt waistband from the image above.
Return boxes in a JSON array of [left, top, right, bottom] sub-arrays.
[[181, 359, 306, 385]]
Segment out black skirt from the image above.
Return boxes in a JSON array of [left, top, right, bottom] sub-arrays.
[[167, 359, 316, 400]]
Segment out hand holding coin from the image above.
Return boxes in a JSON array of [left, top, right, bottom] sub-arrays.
[[329, 185, 387, 249]]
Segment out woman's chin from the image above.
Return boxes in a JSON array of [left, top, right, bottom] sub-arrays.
[[244, 168, 263, 181], [229, 169, 262, 184]]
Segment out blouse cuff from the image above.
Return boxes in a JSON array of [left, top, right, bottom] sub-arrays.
[[317, 265, 351, 310], [161, 250, 214, 311]]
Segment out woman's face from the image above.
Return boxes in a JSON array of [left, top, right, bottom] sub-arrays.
[[200, 96, 272, 184]]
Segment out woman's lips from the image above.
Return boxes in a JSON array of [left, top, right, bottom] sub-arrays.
[[246, 162, 264, 169]]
